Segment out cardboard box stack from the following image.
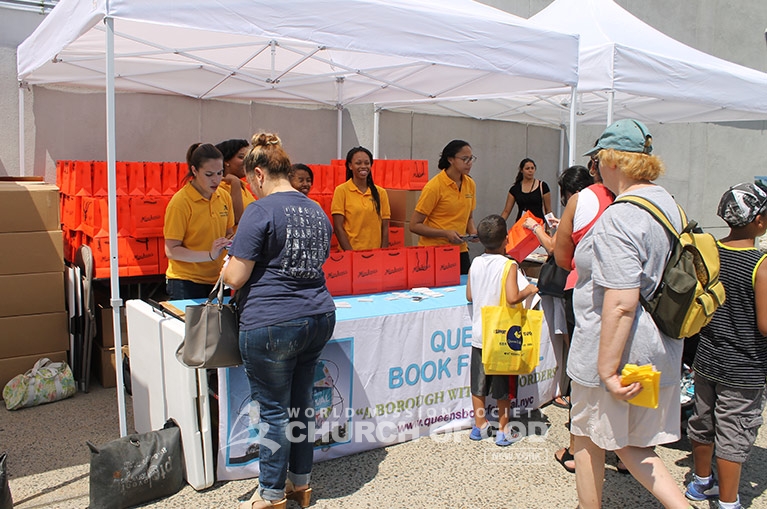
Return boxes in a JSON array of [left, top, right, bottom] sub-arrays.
[[387, 189, 422, 247], [0, 180, 68, 393]]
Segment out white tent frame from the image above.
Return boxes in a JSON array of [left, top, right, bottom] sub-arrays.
[[18, 0, 580, 437]]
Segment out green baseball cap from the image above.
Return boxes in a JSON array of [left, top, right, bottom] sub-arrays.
[[584, 119, 653, 156]]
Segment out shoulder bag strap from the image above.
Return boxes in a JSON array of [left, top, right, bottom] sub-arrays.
[[499, 259, 514, 307], [613, 195, 681, 238]]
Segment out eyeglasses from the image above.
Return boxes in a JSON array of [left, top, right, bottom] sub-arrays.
[[459, 155, 478, 164]]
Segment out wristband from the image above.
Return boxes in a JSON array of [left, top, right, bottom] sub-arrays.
[[532, 224, 540, 233], [209, 251, 215, 261]]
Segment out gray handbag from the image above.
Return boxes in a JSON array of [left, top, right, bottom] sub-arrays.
[[176, 274, 241, 368]]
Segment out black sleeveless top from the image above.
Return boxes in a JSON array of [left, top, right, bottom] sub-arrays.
[[508, 179, 550, 221]]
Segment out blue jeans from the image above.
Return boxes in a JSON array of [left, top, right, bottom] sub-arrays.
[[239, 311, 336, 502]]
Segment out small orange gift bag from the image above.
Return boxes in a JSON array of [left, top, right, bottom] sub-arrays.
[[506, 210, 543, 262]]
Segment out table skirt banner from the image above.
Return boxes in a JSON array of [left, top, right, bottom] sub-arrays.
[[217, 305, 476, 480], [216, 302, 558, 481]]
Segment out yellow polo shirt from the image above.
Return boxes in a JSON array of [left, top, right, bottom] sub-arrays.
[[331, 179, 391, 250], [414, 170, 476, 252], [164, 182, 234, 284], [218, 179, 257, 209]]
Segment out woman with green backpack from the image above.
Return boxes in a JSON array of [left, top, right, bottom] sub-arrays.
[[566, 119, 691, 509]]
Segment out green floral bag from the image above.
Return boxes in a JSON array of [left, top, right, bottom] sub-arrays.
[[3, 358, 76, 410]]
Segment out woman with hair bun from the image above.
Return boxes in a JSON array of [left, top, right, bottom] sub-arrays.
[[223, 132, 336, 509], [163, 142, 234, 300], [410, 139, 478, 274], [331, 146, 391, 250], [215, 138, 254, 225]]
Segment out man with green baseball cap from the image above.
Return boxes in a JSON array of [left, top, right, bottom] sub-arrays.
[[584, 119, 653, 156]]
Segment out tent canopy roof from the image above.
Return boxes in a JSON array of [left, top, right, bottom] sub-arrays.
[[17, 0, 579, 107], [525, 0, 767, 124], [380, 0, 767, 126]]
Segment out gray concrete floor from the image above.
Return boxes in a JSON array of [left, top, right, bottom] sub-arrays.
[[2, 384, 767, 508]]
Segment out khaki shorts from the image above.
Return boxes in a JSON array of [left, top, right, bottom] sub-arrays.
[[686, 373, 766, 463], [570, 381, 681, 450]]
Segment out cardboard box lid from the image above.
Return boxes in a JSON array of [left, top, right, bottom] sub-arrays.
[[0, 181, 60, 233]]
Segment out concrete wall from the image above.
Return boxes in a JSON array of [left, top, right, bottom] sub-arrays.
[[3, 1, 767, 239], [25, 87, 347, 176]]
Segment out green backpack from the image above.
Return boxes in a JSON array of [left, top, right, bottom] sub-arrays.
[[614, 195, 726, 339]]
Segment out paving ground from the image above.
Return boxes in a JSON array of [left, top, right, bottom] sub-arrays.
[[2, 384, 766, 508]]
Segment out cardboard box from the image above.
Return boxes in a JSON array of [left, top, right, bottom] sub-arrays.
[[0, 181, 60, 233], [93, 342, 117, 388], [390, 221, 419, 247], [0, 351, 68, 398], [386, 189, 421, 222], [97, 304, 128, 348], [0, 312, 69, 359], [0, 272, 65, 318], [0, 230, 64, 275]]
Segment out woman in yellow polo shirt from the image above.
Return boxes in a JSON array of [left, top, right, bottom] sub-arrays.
[[410, 139, 478, 274], [164, 143, 234, 300], [331, 146, 391, 250], [216, 138, 255, 226]]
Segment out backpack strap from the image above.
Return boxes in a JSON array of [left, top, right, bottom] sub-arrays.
[[613, 195, 686, 238], [611, 195, 686, 307]]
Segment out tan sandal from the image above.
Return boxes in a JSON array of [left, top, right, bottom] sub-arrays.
[[285, 479, 312, 508], [239, 490, 287, 509]]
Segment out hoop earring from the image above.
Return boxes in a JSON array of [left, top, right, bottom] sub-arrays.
[[589, 169, 596, 177]]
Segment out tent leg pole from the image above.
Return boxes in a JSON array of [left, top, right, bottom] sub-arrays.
[[336, 77, 344, 159], [557, 126, 565, 216], [106, 16, 128, 438], [18, 84, 25, 176], [373, 106, 380, 159], [337, 107, 343, 160], [568, 87, 577, 166]]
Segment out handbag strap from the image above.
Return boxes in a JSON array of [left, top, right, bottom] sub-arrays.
[[207, 273, 227, 305]]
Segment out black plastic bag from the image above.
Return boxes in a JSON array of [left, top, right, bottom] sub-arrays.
[[87, 420, 184, 509]]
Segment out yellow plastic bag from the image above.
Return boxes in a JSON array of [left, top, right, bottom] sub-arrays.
[[621, 363, 661, 409], [481, 261, 543, 375]]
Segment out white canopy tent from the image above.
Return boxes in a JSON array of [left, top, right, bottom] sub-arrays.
[[378, 0, 767, 165], [17, 0, 579, 436]]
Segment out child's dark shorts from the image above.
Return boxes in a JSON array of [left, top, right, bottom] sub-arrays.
[[470, 346, 510, 400], [687, 372, 766, 463]]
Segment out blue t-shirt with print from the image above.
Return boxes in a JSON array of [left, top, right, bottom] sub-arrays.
[[229, 190, 335, 330]]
